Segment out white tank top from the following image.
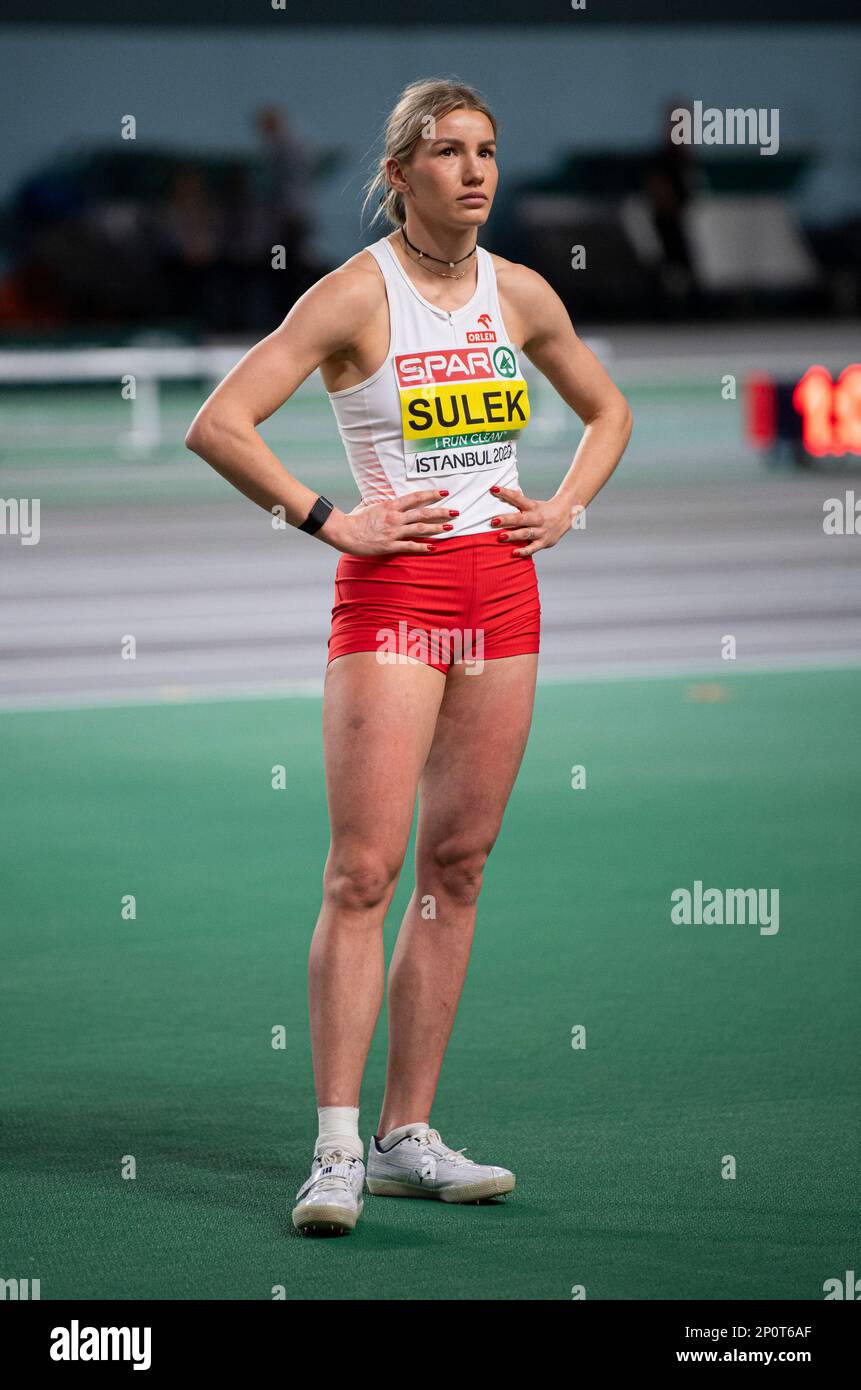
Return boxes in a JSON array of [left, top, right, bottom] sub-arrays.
[[325, 234, 531, 537]]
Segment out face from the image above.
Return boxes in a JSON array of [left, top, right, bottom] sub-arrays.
[[391, 108, 498, 226]]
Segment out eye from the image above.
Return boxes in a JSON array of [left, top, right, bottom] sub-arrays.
[[436, 145, 496, 158]]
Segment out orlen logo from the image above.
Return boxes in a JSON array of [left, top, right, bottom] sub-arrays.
[[395, 348, 495, 387], [467, 313, 495, 344]]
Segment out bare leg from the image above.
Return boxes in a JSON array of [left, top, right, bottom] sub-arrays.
[[378, 653, 538, 1135], [309, 652, 445, 1107]]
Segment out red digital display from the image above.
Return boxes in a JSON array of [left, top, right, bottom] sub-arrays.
[[746, 373, 777, 448], [792, 364, 861, 458], [746, 364, 861, 458]]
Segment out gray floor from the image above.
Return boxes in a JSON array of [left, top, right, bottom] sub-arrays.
[[4, 472, 860, 709]]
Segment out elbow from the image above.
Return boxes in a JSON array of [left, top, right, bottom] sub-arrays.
[[185, 409, 222, 457], [184, 417, 206, 456], [589, 394, 632, 443], [185, 406, 253, 457], [613, 394, 633, 446]]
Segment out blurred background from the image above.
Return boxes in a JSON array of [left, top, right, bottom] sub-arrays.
[[1, 2, 859, 1304], [1, 2, 859, 702]]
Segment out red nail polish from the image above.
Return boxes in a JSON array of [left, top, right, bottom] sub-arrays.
[[490, 517, 500, 525], [442, 523, 453, 531], [449, 510, 459, 517], [439, 490, 449, 497], [490, 486, 501, 495], [497, 531, 509, 541]]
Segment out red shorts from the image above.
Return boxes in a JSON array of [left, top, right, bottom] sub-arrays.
[[328, 530, 541, 674]]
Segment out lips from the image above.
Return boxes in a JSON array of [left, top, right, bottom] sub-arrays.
[[458, 195, 487, 204]]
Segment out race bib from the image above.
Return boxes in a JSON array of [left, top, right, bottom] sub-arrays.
[[394, 344, 530, 480]]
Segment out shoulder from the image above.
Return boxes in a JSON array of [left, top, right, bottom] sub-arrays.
[[274, 244, 387, 357], [486, 252, 570, 349], [306, 245, 387, 317], [487, 252, 566, 314]]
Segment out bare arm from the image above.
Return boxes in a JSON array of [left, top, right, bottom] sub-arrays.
[[184, 266, 453, 555], [491, 264, 633, 557]]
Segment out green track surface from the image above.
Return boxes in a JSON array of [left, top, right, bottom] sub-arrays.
[[1, 668, 858, 1300]]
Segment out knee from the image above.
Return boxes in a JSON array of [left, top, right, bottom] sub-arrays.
[[424, 841, 492, 908], [324, 850, 399, 914]]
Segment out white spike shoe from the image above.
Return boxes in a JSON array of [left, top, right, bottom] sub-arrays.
[[292, 1149, 365, 1235], [366, 1124, 515, 1203]]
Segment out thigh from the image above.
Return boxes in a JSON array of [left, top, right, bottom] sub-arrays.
[[323, 652, 446, 864], [415, 653, 538, 859]]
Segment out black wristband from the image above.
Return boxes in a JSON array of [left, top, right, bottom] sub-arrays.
[[298, 495, 334, 535]]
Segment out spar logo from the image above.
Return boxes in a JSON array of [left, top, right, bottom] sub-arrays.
[[493, 346, 517, 378], [396, 347, 497, 387]]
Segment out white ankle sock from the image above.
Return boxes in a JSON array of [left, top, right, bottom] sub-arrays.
[[315, 1105, 363, 1161]]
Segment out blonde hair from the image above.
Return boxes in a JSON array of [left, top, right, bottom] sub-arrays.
[[361, 77, 497, 231]]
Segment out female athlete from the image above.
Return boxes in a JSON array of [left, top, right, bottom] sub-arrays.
[[186, 77, 632, 1235]]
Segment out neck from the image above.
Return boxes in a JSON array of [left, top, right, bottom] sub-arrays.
[[399, 216, 478, 266]]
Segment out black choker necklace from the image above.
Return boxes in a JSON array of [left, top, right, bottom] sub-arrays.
[[400, 228, 477, 279]]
